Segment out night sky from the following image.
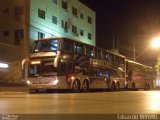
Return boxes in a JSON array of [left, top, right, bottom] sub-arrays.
[[80, 0, 160, 66]]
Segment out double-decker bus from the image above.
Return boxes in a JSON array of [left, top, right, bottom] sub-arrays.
[[24, 37, 126, 92], [23, 37, 154, 92], [125, 59, 154, 90]]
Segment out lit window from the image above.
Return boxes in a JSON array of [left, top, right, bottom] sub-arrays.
[[14, 29, 24, 45], [38, 9, 45, 19], [15, 6, 24, 16], [38, 32, 45, 39], [88, 33, 92, 40], [88, 16, 92, 24], [52, 15, 57, 24]]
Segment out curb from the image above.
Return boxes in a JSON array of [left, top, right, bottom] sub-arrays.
[[0, 91, 27, 95]]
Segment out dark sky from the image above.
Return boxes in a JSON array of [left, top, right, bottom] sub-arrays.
[[80, 0, 160, 66]]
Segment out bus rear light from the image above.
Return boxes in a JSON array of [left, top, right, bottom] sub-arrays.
[[30, 61, 41, 65]]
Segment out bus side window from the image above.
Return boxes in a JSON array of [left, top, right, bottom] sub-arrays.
[[75, 43, 84, 55], [62, 40, 74, 52], [95, 49, 102, 60], [86, 46, 94, 57], [108, 53, 113, 62]]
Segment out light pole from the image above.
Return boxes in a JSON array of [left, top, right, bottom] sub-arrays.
[[151, 36, 160, 87]]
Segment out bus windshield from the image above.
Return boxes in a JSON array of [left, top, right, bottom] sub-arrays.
[[29, 64, 58, 76], [33, 39, 59, 53]]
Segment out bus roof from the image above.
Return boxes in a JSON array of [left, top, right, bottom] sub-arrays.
[[126, 59, 153, 69]]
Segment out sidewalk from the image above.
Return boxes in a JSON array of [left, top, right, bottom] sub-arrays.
[[0, 83, 29, 94]]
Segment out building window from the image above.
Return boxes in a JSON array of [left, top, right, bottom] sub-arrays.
[[3, 31, 9, 36], [52, 0, 57, 4], [80, 13, 84, 19], [3, 8, 9, 14], [88, 16, 92, 24], [62, 0, 67, 10], [61, 20, 64, 28], [61, 20, 68, 32], [38, 32, 45, 39], [38, 9, 45, 19], [52, 15, 57, 24], [80, 29, 84, 36], [15, 6, 24, 16], [72, 25, 78, 36], [72, 7, 77, 17], [14, 29, 24, 45], [88, 33, 92, 40]]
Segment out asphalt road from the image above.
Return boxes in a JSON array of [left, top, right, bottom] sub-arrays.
[[0, 91, 160, 114]]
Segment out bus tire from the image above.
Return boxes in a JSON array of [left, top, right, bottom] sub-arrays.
[[145, 84, 150, 90], [82, 80, 89, 92], [111, 82, 116, 91], [147, 84, 150, 90], [29, 89, 38, 93], [72, 79, 80, 92], [131, 83, 136, 91]]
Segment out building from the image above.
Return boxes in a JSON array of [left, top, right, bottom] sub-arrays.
[[0, 0, 96, 83]]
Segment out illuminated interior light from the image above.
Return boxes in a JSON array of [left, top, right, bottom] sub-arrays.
[[35, 49, 39, 52], [0, 63, 9, 68], [31, 61, 41, 65]]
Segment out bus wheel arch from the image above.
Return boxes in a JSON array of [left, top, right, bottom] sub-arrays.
[[72, 78, 81, 92], [110, 81, 116, 91], [131, 82, 136, 91], [116, 81, 120, 91], [145, 83, 150, 91], [82, 79, 90, 92]]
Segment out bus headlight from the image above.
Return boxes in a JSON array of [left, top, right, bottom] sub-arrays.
[[71, 76, 75, 81], [0, 63, 9, 69], [51, 79, 59, 85], [27, 80, 32, 85], [30, 60, 41, 65]]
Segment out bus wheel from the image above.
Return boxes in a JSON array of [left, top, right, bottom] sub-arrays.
[[29, 89, 38, 93], [116, 82, 120, 91], [82, 80, 89, 92], [131, 83, 135, 91], [145, 84, 150, 91], [147, 84, 150, 90], [111, 82, 116, 91], [72, 80, 80, 92]]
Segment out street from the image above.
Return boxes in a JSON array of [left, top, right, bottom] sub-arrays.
[[0, 91, 160, 114]]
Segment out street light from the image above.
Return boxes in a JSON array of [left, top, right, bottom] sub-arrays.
[[151, 36, 160, 87], [151, 36, 160, 49]]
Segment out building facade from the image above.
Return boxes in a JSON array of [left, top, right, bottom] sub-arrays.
[[0, 0, 96, 83]]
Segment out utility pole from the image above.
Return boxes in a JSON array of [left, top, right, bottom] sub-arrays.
[[133, 41, 136, 61], [113, 35, 115, 50]]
